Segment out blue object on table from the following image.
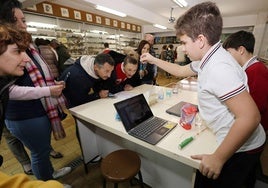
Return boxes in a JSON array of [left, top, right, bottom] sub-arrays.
[[115, 113, 121, 121]]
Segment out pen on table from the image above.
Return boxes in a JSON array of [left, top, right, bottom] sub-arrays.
[[178, 127, 207, 149]]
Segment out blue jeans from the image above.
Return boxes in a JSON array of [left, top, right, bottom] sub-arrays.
[[6, 116, 54, 180]]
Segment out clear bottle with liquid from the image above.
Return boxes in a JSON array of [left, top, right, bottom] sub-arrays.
[[194, 112, 202, 130], [158, 88, 164, 100]]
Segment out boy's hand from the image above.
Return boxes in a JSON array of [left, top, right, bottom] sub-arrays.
[[191, 153, 224, 180], [140, 53, 155, 64]]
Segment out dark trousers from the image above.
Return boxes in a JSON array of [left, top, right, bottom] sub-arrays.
[[194, 150, 262, 188], [2, 126, 31, 166]]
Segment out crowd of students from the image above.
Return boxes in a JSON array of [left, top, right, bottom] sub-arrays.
[[0, 0, 267, 188]]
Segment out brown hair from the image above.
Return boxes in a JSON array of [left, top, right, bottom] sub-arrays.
[[123, 55, 138, 67], [136, 40, 151, 56], [175, 1, 222, 45], [0, 23, 31, 55]]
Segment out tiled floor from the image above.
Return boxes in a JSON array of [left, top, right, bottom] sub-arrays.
[[0, 112, 81, 177]]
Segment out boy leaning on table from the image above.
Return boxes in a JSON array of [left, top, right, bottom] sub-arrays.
[[140, 1, 265, 188]]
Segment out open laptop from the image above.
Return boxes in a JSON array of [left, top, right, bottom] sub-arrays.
[[166, 101, 198, 117], [114, 94, 177, 145]]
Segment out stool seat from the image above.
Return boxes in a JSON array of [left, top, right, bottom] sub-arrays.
[[100, 149, 144, 187]]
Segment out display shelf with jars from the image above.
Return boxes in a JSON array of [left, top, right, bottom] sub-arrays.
[[25, 13, 141, 58]]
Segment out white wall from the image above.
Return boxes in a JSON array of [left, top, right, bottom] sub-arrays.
[[144, 12, 268, 58]]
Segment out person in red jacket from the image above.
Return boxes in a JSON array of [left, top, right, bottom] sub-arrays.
[[114, 55, 139, 91], [223, 30, 268, 186], [223, 30, 268, 132]]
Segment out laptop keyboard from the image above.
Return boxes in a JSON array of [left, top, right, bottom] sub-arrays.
[[131, 117, 167, 138]]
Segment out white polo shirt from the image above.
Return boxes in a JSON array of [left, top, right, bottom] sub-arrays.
[[191, 42, 265, 152]]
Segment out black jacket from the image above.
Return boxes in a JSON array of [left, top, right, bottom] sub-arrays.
[[60, 56, 114, 108], [0, 76, 15, 140]]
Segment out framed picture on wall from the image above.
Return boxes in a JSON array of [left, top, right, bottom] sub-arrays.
[[137, 26, 141, 32], [113, 20, 118, 27], [86, 13, 93, 22], [132, 25, 136, 31], [96, 16, 102, 24], [105, 18, 110, 25], [43, 3, 53, 14], [121, 22, 125, 29], [126, 23, 131, 30], [61, 8, 69, 17], [74, 10, 81, 20], [26, 5, 37, 11]]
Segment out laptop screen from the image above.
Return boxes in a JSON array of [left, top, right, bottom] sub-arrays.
[[114, 94, 153, 131]]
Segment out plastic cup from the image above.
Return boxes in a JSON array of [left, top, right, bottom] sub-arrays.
[[172, 84, 179, 94], [166, 89, 172, 98]]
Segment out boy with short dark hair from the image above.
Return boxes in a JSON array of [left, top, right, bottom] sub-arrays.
[[140, 2, 265, 187], [223, 30, 268, 186]]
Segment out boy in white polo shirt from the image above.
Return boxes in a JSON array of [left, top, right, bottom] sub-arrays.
[[140, 2, 265, 188]]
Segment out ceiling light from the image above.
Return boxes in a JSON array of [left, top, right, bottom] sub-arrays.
[[27, 22, 57, 28], [26, 27, 37, 32], [73, 32, 85, 36], [153, 24, 167, 30], [90, 30, 108, 34], [96, 5, 127, 17], [172, 0, 188, 7]]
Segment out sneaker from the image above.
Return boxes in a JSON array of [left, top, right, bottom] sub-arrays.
[[22, 164, 34, 175], [63, 184, 72, 188], [52, 167, 72, 179]]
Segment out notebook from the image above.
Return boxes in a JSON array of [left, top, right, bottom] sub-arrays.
[[166, 101, 198, 117], [114, 94, 177, 145]]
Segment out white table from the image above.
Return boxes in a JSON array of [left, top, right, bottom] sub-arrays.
[[69, 84, 218, 188]]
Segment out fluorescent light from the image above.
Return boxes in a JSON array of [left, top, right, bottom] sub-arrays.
[[27, 22, 57, 28], [172, 0, 188, 7], [90, 30, 108, 34], [96, 5, 127, 17], [153, 24, 167, 30], [32, 36, 56, 39], [27, 27, 37, 32], [73, 32, 84, 36]]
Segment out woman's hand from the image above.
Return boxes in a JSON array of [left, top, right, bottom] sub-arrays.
[[54, 80, 65, 87], [49, 85, 64, 97]]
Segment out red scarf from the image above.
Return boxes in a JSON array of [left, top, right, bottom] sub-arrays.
[[25, 44, 66, 140]]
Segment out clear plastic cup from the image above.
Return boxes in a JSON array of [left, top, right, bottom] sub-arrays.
[[172, 83, 179, 94]]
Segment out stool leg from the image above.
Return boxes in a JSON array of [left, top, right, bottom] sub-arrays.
[[114, 183, 118, 188], [130, 178, 135, 186], [138, 171, 144, 188], [103, 178, 106, 188], [83, 163, 88, 174]]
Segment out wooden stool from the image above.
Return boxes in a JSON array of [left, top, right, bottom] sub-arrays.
[[100, 149, 144, 188]]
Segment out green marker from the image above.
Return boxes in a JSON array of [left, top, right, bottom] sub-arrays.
[[178, 127, 207, 149], [179, 137, 194, 149]]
